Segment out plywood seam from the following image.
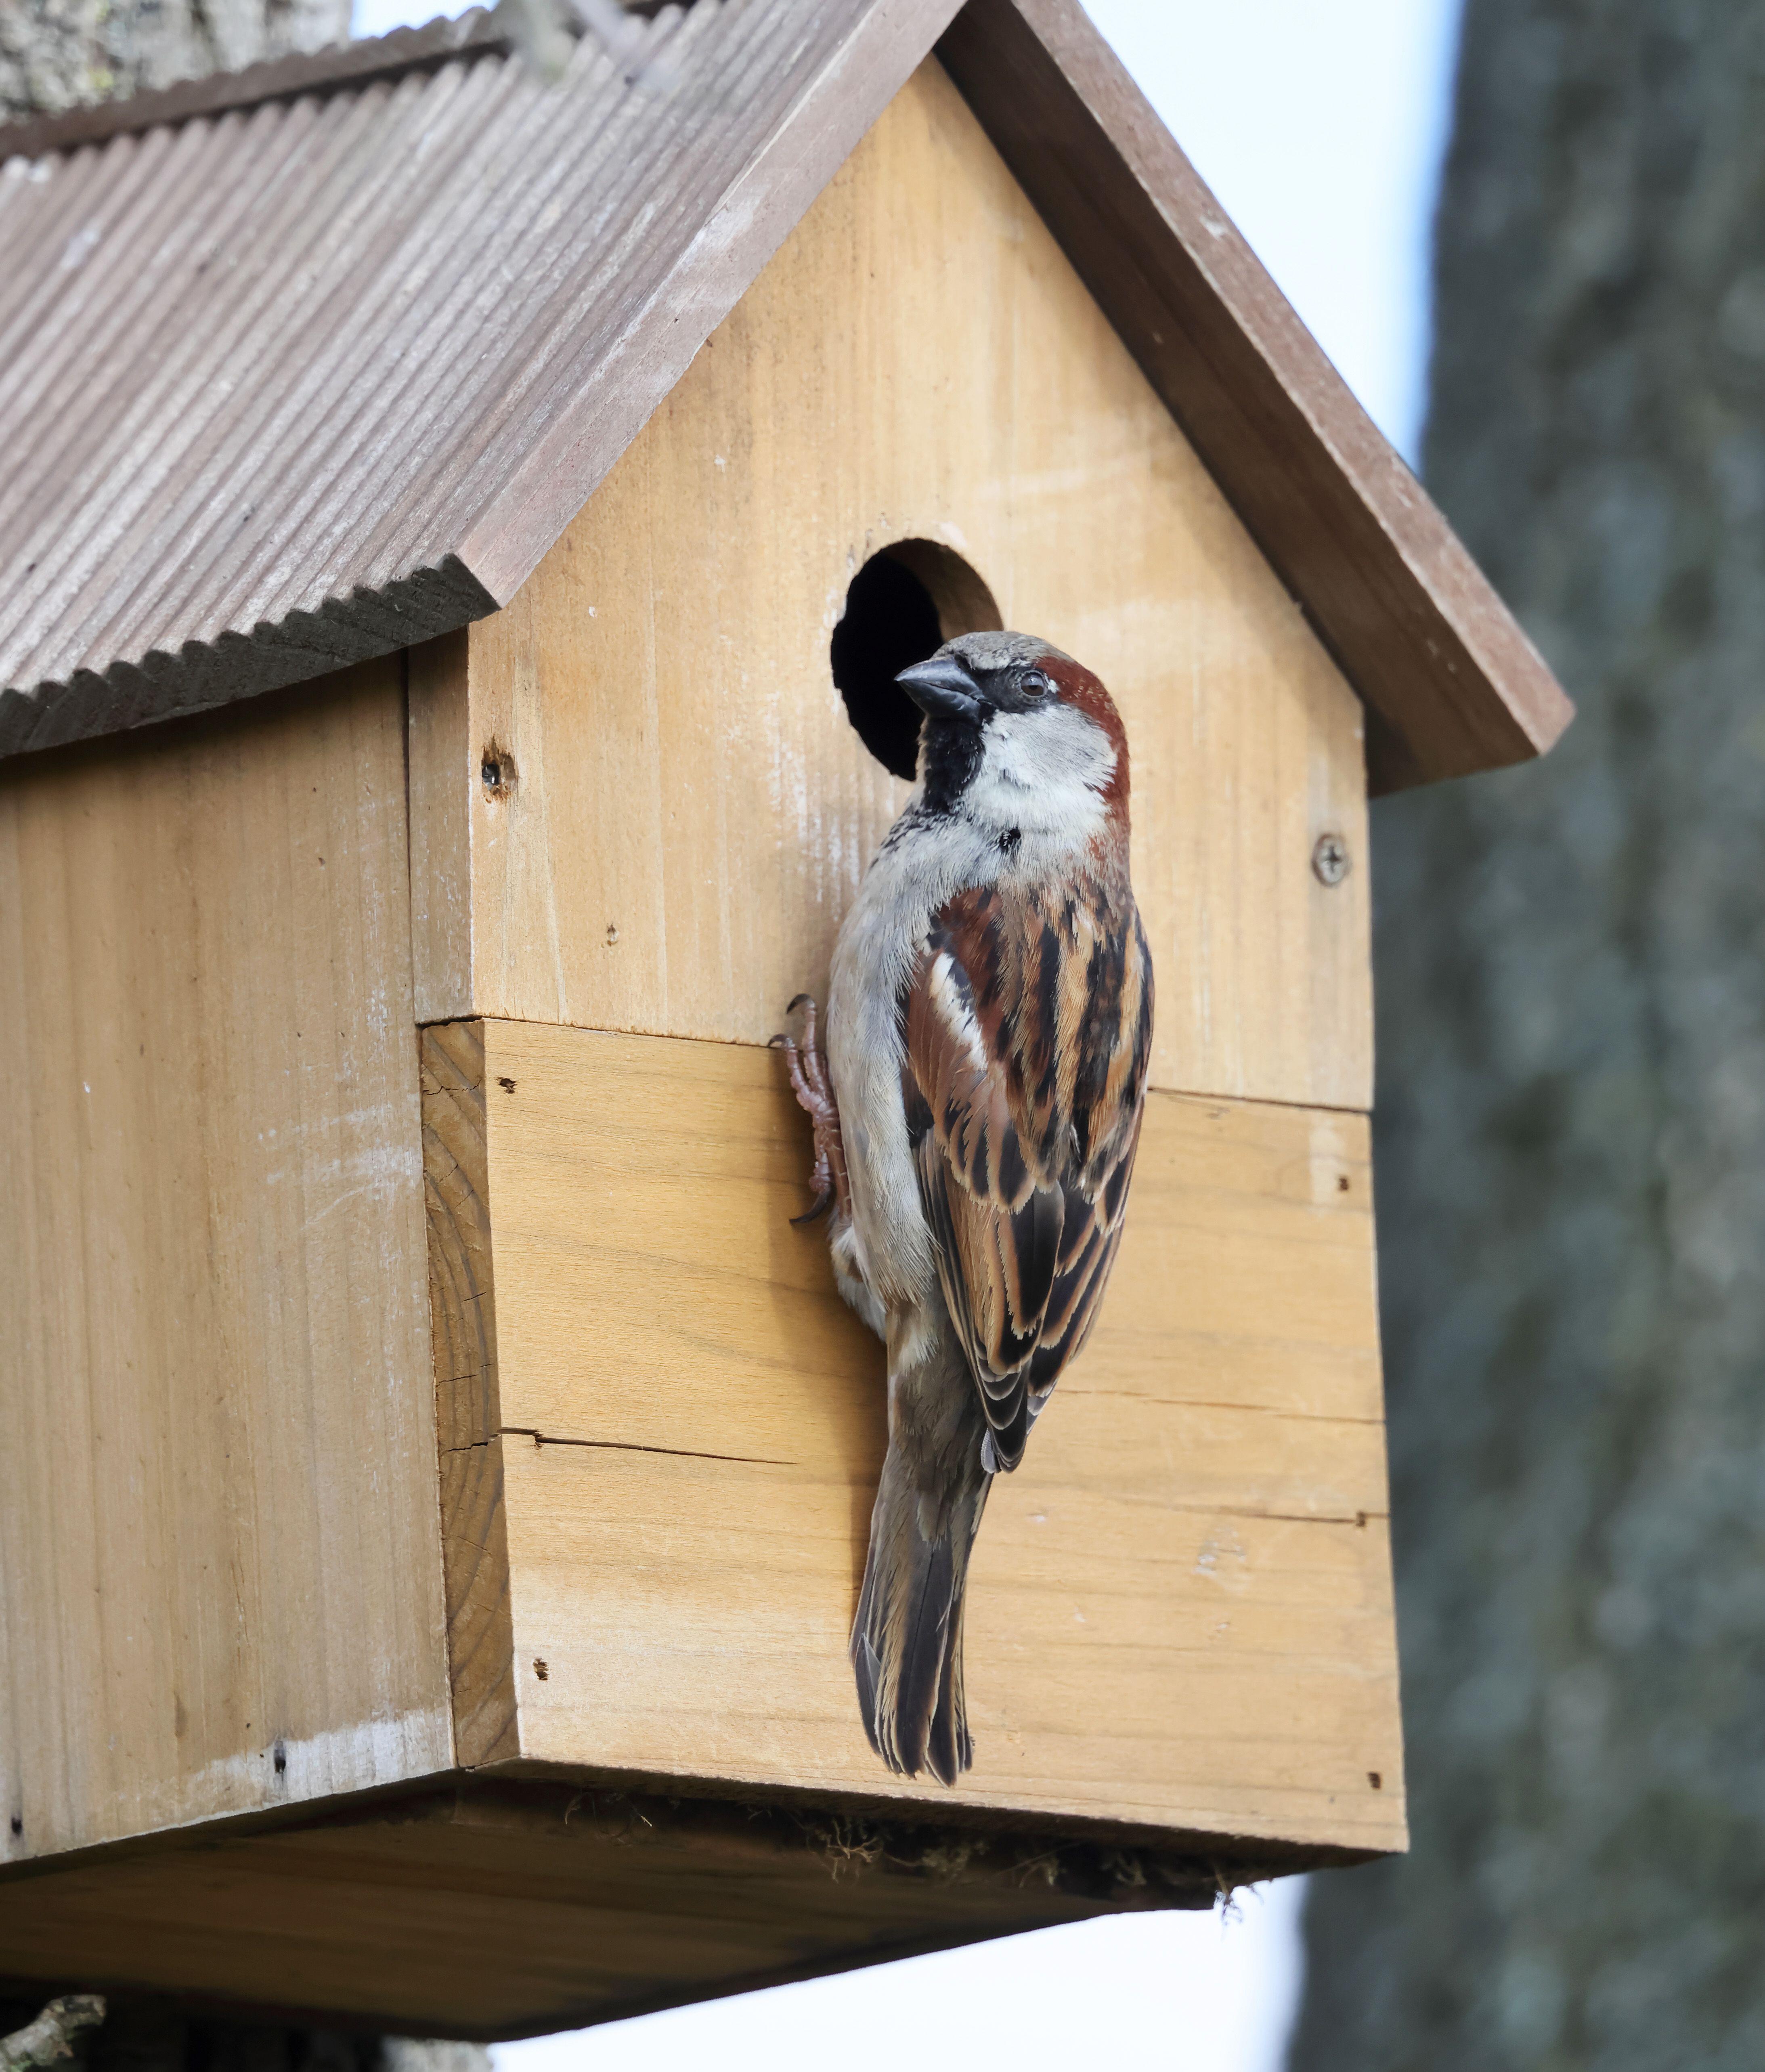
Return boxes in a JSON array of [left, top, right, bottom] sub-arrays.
[[415, 1008, 1377, 1122]]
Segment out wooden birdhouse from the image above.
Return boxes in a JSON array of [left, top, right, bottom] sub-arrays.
[[0, 0, 1570, 2039]]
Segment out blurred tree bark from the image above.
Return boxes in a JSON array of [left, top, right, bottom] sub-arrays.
[[0, 2001, 489, 2072], [1292, 2, 1765, 2067], [1, 0, 351, 121]]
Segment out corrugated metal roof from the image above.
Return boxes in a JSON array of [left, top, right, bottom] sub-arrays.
[[0, 0, 1570, 784], [0, 0, 959, 752]]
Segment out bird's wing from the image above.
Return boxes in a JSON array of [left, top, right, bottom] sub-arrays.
[[902, 878, 1153, 1471]]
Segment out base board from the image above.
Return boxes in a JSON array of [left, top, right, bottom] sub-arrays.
[[0, 1780, 1352, 2037]]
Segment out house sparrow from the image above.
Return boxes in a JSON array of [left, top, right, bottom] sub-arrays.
[[773, 631, 1153, 1785]]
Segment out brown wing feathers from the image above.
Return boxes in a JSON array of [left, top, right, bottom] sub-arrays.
[[904, 879, 1152, 1472]]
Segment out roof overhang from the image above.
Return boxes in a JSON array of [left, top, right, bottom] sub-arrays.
[[0, 0, 1571, 789]]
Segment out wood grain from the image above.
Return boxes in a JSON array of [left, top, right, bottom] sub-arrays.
[[479, 1019, 1404, 1854], [408, 633, 475, 1025], [421, 60, 1374, 1111], [420, 1021, 518, 1768], [0, 662, 451, 1865], [936, 0, 1574, 793], [0, 1780, 1296, 2038]]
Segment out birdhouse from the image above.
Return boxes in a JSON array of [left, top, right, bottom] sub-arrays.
[[0, 0, 1571, 2039]]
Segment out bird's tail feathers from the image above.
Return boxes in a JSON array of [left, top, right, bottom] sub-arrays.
[[851, 1449, 990, 1786]]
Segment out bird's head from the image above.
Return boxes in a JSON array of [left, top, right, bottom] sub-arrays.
[[895, 632, 1129, 842]]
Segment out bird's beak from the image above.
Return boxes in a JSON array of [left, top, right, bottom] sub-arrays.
[[896, 654, 984, 724]]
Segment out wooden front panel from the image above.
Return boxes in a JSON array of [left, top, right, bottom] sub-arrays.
[[0, 664, 452, 1864], [463, 1018, 1403, 1853], [410, 57, 1372, 1111]]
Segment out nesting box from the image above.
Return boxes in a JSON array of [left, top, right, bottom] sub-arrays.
[[0, 0, 1571, 2038]]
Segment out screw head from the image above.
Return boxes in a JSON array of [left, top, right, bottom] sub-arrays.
[[1312, 832, 1351, 886]]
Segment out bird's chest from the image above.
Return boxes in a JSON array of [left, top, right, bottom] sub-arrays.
[[826, 816, 992, 1300]]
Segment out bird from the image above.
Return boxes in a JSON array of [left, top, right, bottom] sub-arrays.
[[772, 630, 1153, 1786]]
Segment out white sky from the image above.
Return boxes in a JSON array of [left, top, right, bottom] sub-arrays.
[[1080, 0, 1464, 459], [347, 0, 1464, 2062]]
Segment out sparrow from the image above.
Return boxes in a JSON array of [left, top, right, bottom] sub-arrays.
[[773, 631, 1153, 1785]]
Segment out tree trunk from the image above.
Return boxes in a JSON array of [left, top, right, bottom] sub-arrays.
[[1, 0, 352, 121], [1291, 3, 1765, 2067], [0, 2000, 490, 2072]]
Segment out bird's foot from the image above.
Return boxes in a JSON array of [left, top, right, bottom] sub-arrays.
[[770, 993, 850, 1225]]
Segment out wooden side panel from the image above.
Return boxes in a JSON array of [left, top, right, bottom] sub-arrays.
[[415, 58, 1372, 1111], [0, 664, 452, 1864], [420, 1021, 519, 1766], [482, 1020, 1404, 1852]]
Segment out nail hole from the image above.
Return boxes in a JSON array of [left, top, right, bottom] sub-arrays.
[[480, 738, 517, 801], [1368, 1771, 1383, 1790], [273, 1741, 287, 1777], [533, 1659, 550, 1682], [605, 923, 619, 944], [497, 1076, 516, 1094], [831, 541, 1001, 780], [9, 1816, 21, 1837], [1337, 1173, 1351, 1192]]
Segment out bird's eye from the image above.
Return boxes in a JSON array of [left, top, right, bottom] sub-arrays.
[[1021, 669, 1051, 697]]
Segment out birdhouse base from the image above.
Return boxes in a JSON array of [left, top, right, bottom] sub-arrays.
[[0, 1777, 1367, 2038]]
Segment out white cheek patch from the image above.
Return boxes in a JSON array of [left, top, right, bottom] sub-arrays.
[[966, 706, 1115, 844]]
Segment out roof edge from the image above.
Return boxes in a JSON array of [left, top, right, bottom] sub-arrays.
[[0, 0, 1572, 795], [0, 11, 507, 162], [0, 557, 497, 757], [453, 0, 969, 609], [937, 0, 1574, 793]]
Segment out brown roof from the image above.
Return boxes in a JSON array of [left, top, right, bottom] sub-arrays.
[[0, 0, 1571, 788]]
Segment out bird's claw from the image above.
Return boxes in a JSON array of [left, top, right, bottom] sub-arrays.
[[772, 995, 850, 1223]]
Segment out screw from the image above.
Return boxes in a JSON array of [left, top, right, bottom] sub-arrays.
[[1312, 832, 1351, 886]]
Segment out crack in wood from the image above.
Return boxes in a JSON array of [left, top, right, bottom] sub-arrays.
[[501, 1426, 793, 1469]]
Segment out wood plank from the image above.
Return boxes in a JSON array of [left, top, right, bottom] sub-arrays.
[[421, 1020, 519, 1768], [936, 0, 1574, 793], [0, 663, 452, 1865], [408, 632, 474, 1025], [428, 59, 1373, 1111], [478, 1019, 1404, 1854], [0, 1780, 1283, 2037]]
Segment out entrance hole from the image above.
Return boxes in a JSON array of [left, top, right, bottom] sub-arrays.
[[830, 541, 1002, 780]]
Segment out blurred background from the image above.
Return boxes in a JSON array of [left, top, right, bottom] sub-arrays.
[[8, 0, 1761, 2063]]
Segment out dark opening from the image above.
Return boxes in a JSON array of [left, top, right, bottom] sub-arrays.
[[830, 541, 1002, 781]]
